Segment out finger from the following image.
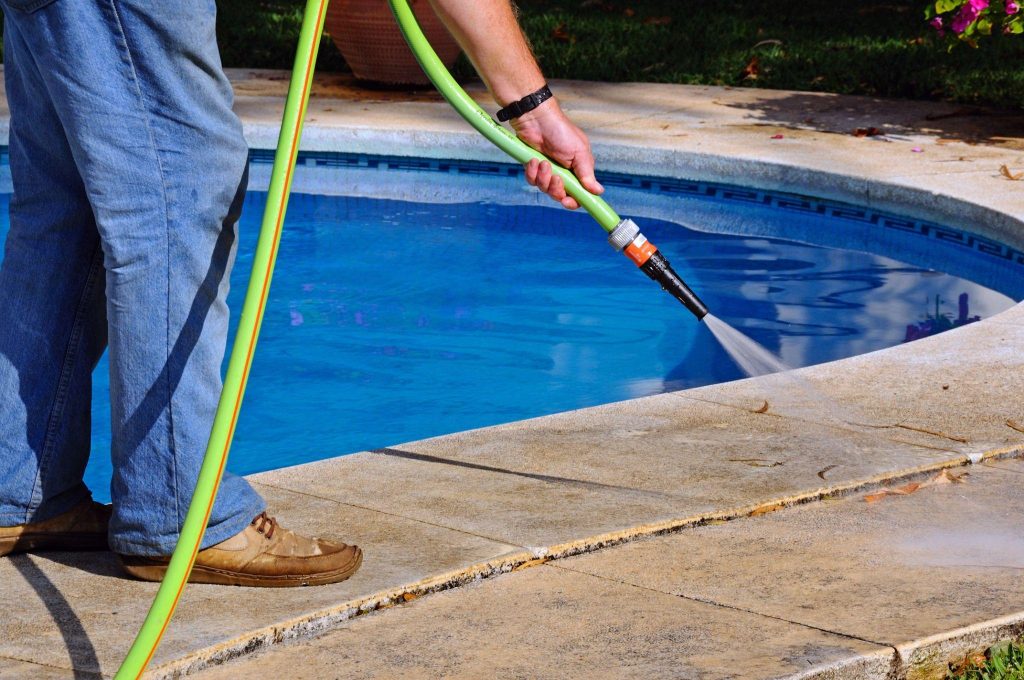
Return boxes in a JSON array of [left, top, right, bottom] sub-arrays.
[[525, 158, 540, 186], [536, 160, 553, 194], [571, 147, 604, 195], [561, 196, 580, 210], [548, 175, 567, 202]]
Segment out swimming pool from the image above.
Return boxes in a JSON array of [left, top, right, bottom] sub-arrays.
[[1, 152, 1020, 501]]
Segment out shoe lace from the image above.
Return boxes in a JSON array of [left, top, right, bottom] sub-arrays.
[[250, 512, 277, 540]]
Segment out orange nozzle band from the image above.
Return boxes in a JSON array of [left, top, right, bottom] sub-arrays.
[[624, 238, 657, 267]]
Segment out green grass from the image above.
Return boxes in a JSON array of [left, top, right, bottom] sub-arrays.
[[949, 641, 1024, 680], [210, 0, 1024, 108], [511, 0, 1024, 108], [3, 1, 1021, 108]]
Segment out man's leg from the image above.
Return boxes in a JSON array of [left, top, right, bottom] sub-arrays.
[[0, 10, 108, 529], [1, 0, 265, 556], [2, 1, 360, 585]]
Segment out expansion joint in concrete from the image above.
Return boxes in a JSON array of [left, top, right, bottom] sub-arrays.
[[548, 560, 903, 672]]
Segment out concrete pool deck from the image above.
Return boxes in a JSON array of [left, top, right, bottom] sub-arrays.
[[0, 69, 1022, 678]]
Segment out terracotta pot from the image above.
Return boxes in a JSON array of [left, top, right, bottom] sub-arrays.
[[325, 0, 462, 86]]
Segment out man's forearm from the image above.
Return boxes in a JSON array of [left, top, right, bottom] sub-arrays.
[[428, 0, 545, 106], [426, 0, 604, 210]]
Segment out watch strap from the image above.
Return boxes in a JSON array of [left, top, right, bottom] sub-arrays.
[[496, 85, 553, 122]]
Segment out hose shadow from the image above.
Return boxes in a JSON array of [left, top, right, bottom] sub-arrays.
[[371, 447, 673, 499], [8, 554, 103, 679]]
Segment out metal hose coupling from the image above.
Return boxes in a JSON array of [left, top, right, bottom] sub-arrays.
[[608, 219, 709, 321]]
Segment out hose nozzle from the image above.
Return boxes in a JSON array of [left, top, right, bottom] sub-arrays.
[[608, 219, 709, 321]]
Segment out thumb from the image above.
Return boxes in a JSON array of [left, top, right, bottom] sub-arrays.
[[571, 146, 604, 196]]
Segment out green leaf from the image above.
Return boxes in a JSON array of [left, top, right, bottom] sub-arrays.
[[935, 0, 961, 13]]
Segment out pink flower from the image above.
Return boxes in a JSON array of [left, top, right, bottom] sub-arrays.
[[969, 0, 990, 9], [1007, 0, 1019, 13], [930, 16, 944, 29], [951, 4, 980, 33]]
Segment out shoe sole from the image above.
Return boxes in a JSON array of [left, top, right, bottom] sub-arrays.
[[0, 533, 109, 557], [118, 547, 363, 588]]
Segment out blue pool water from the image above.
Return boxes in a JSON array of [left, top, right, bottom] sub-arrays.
[[1, 153, 1021, 501]]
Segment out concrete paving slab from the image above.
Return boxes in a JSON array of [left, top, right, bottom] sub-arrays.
[[255, 392, 959, 554], [0, 659, 70, 680], [221, 70, 1024, 243], [561, 459, 1024, 679], [0, 70, 1021, 679], [194, 564, 892, 680], [0, 484, 521, 678], [674, 317, 1024, 460]]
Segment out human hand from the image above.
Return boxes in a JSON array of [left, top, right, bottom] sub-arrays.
[[512, 99, 604, 210]]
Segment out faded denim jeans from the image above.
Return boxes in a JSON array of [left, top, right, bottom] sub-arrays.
[[0, 0, 265, 555]]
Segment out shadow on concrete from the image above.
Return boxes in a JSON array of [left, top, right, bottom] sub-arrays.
[[719, 90, 1024, 147], [9, 554, 104, 679], [372, 448, 671, 498]]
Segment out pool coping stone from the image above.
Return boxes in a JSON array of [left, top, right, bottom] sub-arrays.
[[0, 69, 1021, 679]]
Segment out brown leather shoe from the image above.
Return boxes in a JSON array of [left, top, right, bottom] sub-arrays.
[[0, 500, 111, 557], [118, 512, 362, 587]]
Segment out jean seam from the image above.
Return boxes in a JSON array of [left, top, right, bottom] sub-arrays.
[[105, 0, 180, 527], [28, 242, 104, 516]]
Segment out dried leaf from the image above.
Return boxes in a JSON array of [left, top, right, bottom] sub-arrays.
[[750, 502, 784, 516], [863, 469, 965, 503], [1000, 164, 1023, 181], [817, 464, 838, 480], [770, 134, 784, 140], [950, 652, 988, 676], [754, 400, 770, 414], [852, 126, 882, 137], [402, 592, 418, 602], [741, 55, 761, 80], [928, 469, 965, 486], [513, 558, 548, 572], [550, 22, 575, 43], [728, 458, 783, 468], [1006, 419, 1024, 434]]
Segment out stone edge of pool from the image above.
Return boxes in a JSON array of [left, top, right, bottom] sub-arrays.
[[2, 70, 1023, 678], [163, 74, 1024, 680], [150, 74, 1024, 678]]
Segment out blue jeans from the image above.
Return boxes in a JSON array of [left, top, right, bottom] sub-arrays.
[[0, 0, 265, 555]]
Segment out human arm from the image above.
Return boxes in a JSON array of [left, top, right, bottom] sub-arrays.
[[427, 0, 604, 209]]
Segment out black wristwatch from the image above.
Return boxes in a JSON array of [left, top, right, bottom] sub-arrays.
[[496, 85, 553, 122]]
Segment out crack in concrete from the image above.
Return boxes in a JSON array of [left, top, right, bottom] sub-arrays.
[[674, 394, 963, 455], [153, 456, 1023, 678], [0, 652, 93, 678]]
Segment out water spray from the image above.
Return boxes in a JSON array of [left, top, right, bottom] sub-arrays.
[[388, 0, 710, 322]]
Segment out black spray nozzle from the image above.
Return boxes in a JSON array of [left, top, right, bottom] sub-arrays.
[[639, 250, 709, 321], [608, 219, 710, 322]]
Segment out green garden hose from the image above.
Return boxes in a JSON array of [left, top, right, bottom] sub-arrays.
[[388, 0, 709, 320], [116, 1, 709, 676], [114, 0, 330, 677]]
